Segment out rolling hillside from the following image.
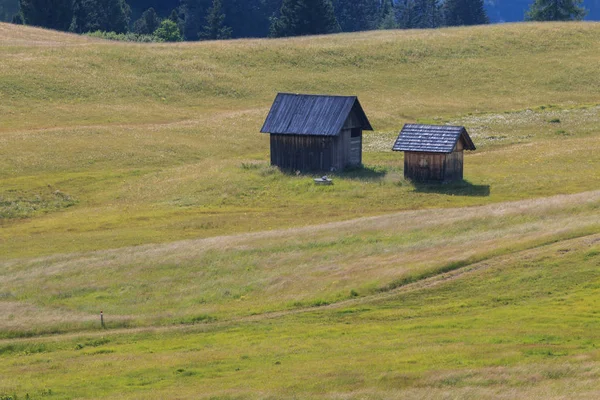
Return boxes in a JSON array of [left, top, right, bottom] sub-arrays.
[[1, 22, 600, 399], [1, 21, 600, 258]]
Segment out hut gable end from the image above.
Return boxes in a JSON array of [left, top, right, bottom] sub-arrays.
[[343, 102, 369, 129], [392, 124, 476, 183]]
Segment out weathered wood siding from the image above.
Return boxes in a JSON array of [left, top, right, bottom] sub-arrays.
[[343, 111, 362, 167], [443, 149, 464, 181], [350, 135, 362, 166], [343, 108, 362, 129], [404, 152, 447, 181], [270, 134, 338, 171], [404, 143, 465, 182], [269, 109, 364, 171]]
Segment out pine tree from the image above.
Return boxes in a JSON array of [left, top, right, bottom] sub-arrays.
[[168, 8, 179, 23], [19, 0, 72, 30], [199, 0, 232, 39], [444, 0, 489, 26], [396, 0, 415, 28], [526, 0, 586, 21], [12, 13, 24, 24], [127, 0, 179, 19], [270, 0, 340, 37], [332, 0, 379, 32], [70, 0, 131, 33], [411, 0, 442, 28], [1, 0, 19, 22], [133, 7, 160, 34], [378, 0, 395, 28], [180, 0, 212, 40]]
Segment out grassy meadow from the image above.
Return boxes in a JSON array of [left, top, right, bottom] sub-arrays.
[[2, 22, 600, 258], [1, 21, 600, 399]]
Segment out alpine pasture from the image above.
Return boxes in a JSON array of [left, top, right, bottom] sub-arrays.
[[1, 21, 600, 399]]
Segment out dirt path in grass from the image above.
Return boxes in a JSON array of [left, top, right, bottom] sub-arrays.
[[4, 189, 599, 271], [2, 230, 599, 345]]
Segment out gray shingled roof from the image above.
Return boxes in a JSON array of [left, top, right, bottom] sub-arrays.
[[392, 124, 476, 153], [261, 93, 373, 136]]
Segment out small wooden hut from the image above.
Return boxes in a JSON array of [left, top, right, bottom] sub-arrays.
[[261, 93, 373, 172], [392, 124, 476, 182]]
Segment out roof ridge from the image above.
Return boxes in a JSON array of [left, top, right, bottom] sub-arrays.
[[277, 92, 358, 99], [404, 123, 464, 128]]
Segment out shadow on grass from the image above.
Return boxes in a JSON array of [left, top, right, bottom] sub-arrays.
[[414, 180, 490, 197], [336, 165, 387, 181], [277, 165, 388, 182]]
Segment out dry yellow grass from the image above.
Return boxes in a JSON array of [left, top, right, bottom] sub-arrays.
[[0, 23, 95, 46], [1, 232, 599, 398], [2, 190, 598, 336], [2, 21, 600, 258], [1, 22, 600, 399]]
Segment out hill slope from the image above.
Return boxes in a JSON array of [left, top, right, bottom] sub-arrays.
[[1, 202, 599, 398], [1, 22, 600, 398], [1, 22, 600, 259]]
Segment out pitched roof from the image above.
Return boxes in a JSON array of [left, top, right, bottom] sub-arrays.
[[392, 124, 476, 153], [261, 93, 373, 136]]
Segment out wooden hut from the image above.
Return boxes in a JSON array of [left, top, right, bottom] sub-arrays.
[[261, 93, 373, 172], [392, 124, 476, 182]]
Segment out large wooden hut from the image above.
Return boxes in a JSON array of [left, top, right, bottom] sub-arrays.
[[392, 124, 476, 182], [261, 93, 373, 172]]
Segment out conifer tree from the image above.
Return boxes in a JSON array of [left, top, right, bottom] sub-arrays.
[[70, 0, 131, 33], [19, 0, 72, 30], [168, 8, 179, 23], [411, 0, 442, 28], [1, 0, 19, 22], [396, 0, 415, 28], [526, 0, 586, 21], [126, 0, 179, 18], [133, 7, 160, 34], [378, 0, 397, 29], [270, 0, 340, 37], [332, 0, 379, 32], [200, 0, 232, 39], [12, 13, 23, 23], [444, 0, 489, 26], [180, 0, 211, 40]]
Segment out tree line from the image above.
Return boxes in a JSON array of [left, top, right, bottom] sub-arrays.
[[5, 0, 588, 42]]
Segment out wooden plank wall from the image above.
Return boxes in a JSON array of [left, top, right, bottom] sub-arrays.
[[271, 134, 338, 171], [344, 113, 362, 167], [404, 152, 447, 182], [334, 130, 348, 170], [268, 109, 365, 172], [444, 150, 464, 181], [350, 134, 362, 166], [404, 151, 464, 182]]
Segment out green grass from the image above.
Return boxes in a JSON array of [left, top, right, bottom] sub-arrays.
[[1, 21, 600, 399], [1, 22, 600, 258], [1, 190, 599, 338], [1, 235, 600, 399]]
